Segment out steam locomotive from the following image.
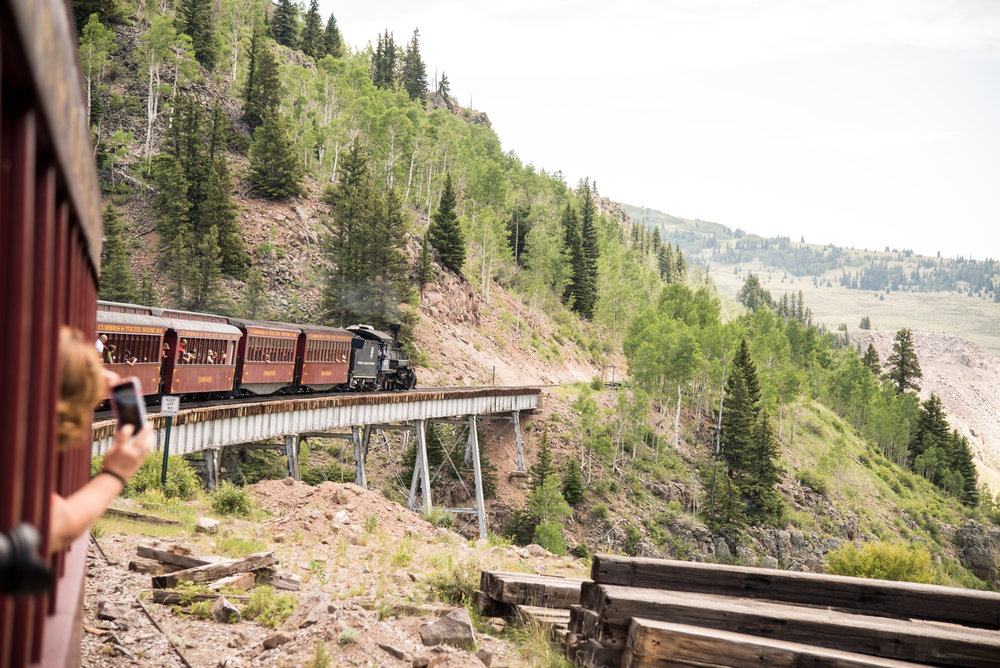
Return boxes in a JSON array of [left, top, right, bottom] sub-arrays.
[[96, 300, 417, 399]]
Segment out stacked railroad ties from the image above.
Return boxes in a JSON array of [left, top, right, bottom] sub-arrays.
[[477, 555, 1000, 667]]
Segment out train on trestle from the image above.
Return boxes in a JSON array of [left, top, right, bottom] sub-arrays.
[[96, 300, 417, 400]]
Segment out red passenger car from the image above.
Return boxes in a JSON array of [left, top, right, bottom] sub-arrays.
[[156, 309, 241, 395], [96, 301, 168, 397], [230, 319, 300, 395], [298, 324, 354, 391]]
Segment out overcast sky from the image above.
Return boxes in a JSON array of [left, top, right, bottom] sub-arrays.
[[319, 0, 1000, 260]]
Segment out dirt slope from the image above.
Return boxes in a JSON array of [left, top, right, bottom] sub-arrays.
[[853, 330, 1000, 493]]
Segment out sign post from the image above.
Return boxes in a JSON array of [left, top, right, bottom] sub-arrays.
[[160, 396, 180, 486]]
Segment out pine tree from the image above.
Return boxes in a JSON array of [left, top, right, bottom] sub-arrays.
[[561, 203, 585, 310], [249, 106, 303, 199], [675, 247, 688, 283], [371, 30, 397, 89], [137, 269, 159, 306], [733, 338, 761, 412], [743, 409, 784, 521], [861, 343, 882, 376], [202, 157, 248, 277], [178, 0, 216, 70], [738, 274, 773, 312], [718, 368, 754, 477], [417, 235, 434, 292], [99, 204, 138, 303], [428, 173, 465, 274], [188, 225, 228, 312], [578, 181, 599, 319], [166, 234, 192, 307], [323, 13, 343, 57], [322, 139, 410, 327], [208, 101, 228, 160], [400, 28, 428, 102], [271, 0, 298, 49], [529, 431, 556, 491], [243, 34, 281, 130], [300, 0, 323, 59], [885, 328, 922, 394], [859, 315, 872, 329], [437, 72, 451, 102], [241, 268, 267, 319], [153, 157, 191, 249], [562, 458, 584, 505], [949, 432, 979, 507]]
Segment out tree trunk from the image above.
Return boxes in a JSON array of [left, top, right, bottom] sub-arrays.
[[674, 383, 682, 452]]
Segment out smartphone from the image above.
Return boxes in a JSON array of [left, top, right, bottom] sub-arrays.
[[111, 378, 146, 432]]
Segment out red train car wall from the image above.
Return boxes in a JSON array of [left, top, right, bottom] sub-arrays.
[[1, 1, 105, 665]]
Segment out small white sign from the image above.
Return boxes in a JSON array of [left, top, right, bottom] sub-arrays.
[[161, 396, 180, 417]]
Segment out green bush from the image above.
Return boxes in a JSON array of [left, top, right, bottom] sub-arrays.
[[796, 468, 829, 496], [589, 376, 604, 391], [824, 542, 938, 584], [242, 586, 297, 628], [531, 522, 567, 556], [107, 453, 202, 500], [210, 481, 253, 516], [427, 561, 478, 604]]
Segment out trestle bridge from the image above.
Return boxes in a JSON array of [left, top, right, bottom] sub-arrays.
[[92, 386, 541, 538]]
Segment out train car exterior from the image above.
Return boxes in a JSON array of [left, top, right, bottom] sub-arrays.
[[230, 319, 299, 395], [96, 302, 168, 397], [298, 324, 353, 391], [156, 309, 241, 395], [1, 1, 105, 664]]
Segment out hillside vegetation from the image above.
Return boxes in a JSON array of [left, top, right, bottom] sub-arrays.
[[78, 0, 1000, 632]]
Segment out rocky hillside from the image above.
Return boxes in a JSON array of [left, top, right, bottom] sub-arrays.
[[853, 330, 1000, 494]]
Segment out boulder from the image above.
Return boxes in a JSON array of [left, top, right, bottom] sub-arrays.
[[283, 591, 333, 630], [262, 632, 292, 649], [196, 517, 221, 535], [210, 596, 241, 624], [418, 607, 477, 650], [524, 544, 548, 558]]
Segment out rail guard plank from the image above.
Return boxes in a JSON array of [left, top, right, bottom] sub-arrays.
[[623, 618, 931, 668], [592, 584, 1000, 667], [591, 554, 1000, 629]]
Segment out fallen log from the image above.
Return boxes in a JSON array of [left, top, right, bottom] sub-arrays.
[[256, 568, 301, 591], [152, 553, 277, 589], [128, 558, 182, 575], [623, 618, 930, 668], [591, 554, 1000, 629], [136, 544, 217, 570], [591, 584, 1000, 667], [104, 507, 185, 526], [150, 590, 250, 605]]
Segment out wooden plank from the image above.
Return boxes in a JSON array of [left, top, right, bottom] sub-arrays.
[[515, 604, 571, 627], [136, 544, 218, 569], [152, 553, 277, 589], [128, 558, 182, 575], [473, 590, 511, 617], [479, 571, 586, 608], [593, 584, 1000, 667], [104, 507, 185, 526], [578, 637, 622, 668], [591, 554, 1000, 629], [623, 618, 931, 668], [150, 590, 250, 605], [256, 568, 301, 591]]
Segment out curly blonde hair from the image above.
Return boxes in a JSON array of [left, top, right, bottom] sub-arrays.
[[57, 326, 104, 448]]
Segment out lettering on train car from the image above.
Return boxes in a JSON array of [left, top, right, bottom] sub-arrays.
[[321, 370, 332, 377], [98, 324, 164, 334], [263, 371, 277, 377], [198, 376, 214, 383]]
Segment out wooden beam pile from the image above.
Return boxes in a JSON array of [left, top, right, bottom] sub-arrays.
[[566, 554, 1000, 668], [134, 543, 301, 607], [475, 571, 588, 634]]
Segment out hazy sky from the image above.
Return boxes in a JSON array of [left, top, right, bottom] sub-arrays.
[[319, 0, 1000, 260]]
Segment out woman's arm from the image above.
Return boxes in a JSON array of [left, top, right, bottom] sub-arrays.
[[49, 421, 152, 552]]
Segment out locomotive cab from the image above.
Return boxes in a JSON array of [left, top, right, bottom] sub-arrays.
[[346, 324, 416, 391]]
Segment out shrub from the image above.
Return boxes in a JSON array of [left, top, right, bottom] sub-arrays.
[[532, 522, 567, 556], [427, 561, 478, 604], [589, 375, 604, 391], [796, 468, 829, 497], [210, 480, 253, 516], [242, 586, 297, 628], [824, 542, 938, 584], [123, 453, 202, 500]]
